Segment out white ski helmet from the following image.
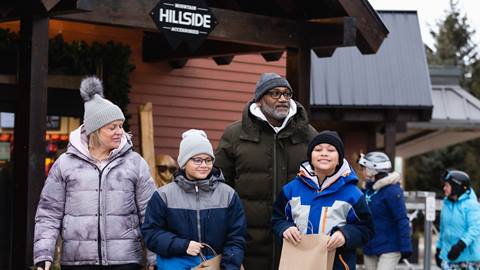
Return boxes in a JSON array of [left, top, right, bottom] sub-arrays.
[[358, 151, 392, 175]]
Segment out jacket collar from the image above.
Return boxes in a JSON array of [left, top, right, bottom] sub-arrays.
[[368, 171, 401, 190], [239, 100, 311, 143], [174, 167, 225, 192], [297, 160, 358, 194], [67, 125, 132, 162]]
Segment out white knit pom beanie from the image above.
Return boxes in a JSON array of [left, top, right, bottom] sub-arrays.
[[177, 129, 214, 168], [80, 76, 125, 135]]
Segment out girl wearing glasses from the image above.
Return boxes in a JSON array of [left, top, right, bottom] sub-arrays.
[[142, 129, 246, 270]]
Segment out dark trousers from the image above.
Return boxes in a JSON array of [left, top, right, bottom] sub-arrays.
[[61, 264, 142, 270]]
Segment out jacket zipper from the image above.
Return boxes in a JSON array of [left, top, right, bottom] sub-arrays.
[[272, 132, 278, 263], [273, 133, 278, 201], [195, 185, 202, 243], [68, 148, 132, 265], [96, 168, 103, 264]]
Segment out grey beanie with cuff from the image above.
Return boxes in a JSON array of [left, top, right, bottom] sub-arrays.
[[254, 72, 292, 101], [80, 76, 125, 135], [177, 129, 215, 168]]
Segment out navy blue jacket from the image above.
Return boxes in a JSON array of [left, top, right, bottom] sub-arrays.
[[141, 168, 246, 269], [362, 172, 412, 256], [272, 161, 374, 270]]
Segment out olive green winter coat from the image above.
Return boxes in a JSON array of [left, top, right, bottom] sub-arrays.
[[215, 101, 317, 270]]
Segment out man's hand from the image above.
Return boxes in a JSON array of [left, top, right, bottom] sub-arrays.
[[36, 261, 52, 270], [283, 226, 302, 246], [148, 265, 156, 270], [326, 230, 345, 251], [186, 241, 204, 256]]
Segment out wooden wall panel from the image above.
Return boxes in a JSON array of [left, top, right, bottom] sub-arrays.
[[1, 20, 286, 160]]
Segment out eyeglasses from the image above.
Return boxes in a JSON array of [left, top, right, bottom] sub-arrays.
[[268, 90, 293, 99], [190, 157, 214, 166], [157, 165, 177, 174]]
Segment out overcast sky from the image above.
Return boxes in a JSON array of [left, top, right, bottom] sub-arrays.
[[368, 0, 480, 51]]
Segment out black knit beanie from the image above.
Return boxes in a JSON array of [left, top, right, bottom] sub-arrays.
[[307, 130, 345, 165]]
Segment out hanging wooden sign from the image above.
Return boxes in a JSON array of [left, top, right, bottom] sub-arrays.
[[150, 0, 217, 51]]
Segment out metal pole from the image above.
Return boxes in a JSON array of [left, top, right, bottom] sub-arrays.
[[423, 194, 436, 270], [424, 218, 432, 270]]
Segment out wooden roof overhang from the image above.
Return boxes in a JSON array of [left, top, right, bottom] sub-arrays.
[[47, 0, 389, 66]]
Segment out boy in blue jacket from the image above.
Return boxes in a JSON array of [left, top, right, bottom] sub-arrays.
[[272, 130, 374, 270], [142, 129, 246, 270]]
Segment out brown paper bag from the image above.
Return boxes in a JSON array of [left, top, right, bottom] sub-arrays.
[[192, 254, 222, 270], [191, 243, 245, 270], [279, 234, 336, 270]]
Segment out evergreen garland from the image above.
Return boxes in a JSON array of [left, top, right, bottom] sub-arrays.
[[0, 28, 135, 130]]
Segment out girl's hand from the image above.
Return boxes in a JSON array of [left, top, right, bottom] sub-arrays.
[[326, 230, 345, 251], [283, 226, 302, 246], [186, 241, 204, 256]]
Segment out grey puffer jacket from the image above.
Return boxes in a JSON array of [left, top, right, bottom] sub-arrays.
[[34, 126, 156, 266]]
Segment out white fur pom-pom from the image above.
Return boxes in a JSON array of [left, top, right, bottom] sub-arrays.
[[80, 76, 104, 102]]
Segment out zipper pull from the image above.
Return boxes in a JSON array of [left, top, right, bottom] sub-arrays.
[[195, 185, 199, 193]]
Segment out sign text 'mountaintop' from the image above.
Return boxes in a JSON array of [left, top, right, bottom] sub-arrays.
[[150, 0, 217, 51]]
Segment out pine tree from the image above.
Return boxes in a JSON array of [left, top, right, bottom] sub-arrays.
[[407, 0, 480, 193]]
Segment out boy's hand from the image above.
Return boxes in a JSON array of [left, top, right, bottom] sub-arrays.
[[283, 226, 302, 246], [326, 230, 345, 251], [186, 241, 204, 256]]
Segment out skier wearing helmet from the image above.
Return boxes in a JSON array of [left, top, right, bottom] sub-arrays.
[[358, 152, 412, 270], [435, 170, 480, 270]]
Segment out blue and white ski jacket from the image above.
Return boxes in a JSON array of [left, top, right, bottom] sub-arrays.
[[272, 160, 374, 270]]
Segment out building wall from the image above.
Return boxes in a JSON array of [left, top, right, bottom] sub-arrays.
[[1, 20, 286, 158], [1, 20, 373, 166]]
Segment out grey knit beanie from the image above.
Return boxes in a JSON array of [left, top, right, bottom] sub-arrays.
[[177, 129, 215, 168], [254, 72, 292, 101], [80, 76, 125, 135]]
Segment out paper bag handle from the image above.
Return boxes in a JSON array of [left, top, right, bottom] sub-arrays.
[[198, 243, 218, 262]]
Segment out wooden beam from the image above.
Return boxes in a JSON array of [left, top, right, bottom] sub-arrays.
[[12, 11, 49, 269], [261, 52, 283, 62], [168, 59, 188, 69], [337, 0, 388, 54], [310, 107, 432, 122], [0, 74, 83, 89], [213, 55, 234, 65], [0, 0, 91, 21], [142, 32, 281, 62], [42, 0, 62, 11], [313, 48, 336, 58], [287, 46, 311, 114], [49, 0, 92, 15], [138, 102, 158, 185], [384, 122, 396, 168], [57, 3, 357, 49]]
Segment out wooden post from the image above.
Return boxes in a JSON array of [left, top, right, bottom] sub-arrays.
[[287, 46, 311, 113], [12, 11, 49, 269], [384, 122, 396, 170], [138, 102, 158, 185]]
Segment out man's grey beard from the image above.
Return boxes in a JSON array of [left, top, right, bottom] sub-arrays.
[[261, 104, 290, 120]]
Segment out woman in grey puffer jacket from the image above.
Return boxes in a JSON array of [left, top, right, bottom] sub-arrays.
[[34, 77, 156, 270]]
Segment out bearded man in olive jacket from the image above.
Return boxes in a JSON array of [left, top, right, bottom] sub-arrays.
[[215, 72, 317, 270]]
